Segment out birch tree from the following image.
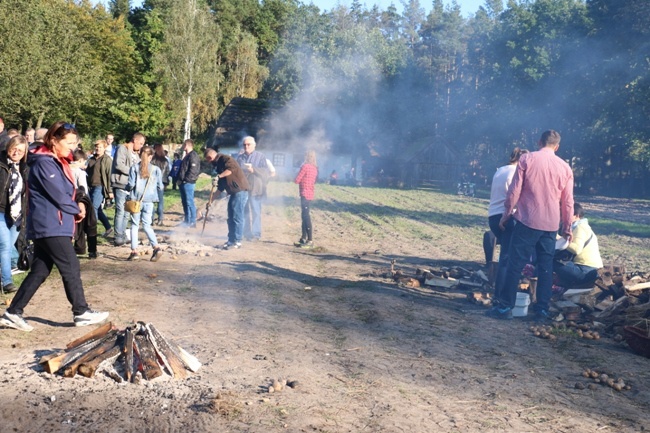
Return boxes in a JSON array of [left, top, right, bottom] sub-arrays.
[[155, 0, 221, 140]]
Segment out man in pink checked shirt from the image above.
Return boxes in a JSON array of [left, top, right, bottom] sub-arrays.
[[487, 130, 574, 321]]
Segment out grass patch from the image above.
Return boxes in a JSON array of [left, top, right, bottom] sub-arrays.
[[590, 217, 650, 237]]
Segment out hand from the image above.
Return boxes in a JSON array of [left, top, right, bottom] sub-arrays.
[[75, 203, 87, 222], [212, 176, 219, 187], [206, 202, 211, 211], [498, 214, 509, 231], [563, 232, 573, 242]]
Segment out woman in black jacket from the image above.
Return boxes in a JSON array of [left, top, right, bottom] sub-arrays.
[[0, 136, 29, 293]]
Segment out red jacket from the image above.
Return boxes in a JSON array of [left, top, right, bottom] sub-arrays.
[[295, 163, 317, 200]]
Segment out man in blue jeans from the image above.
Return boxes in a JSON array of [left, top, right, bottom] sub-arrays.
[[204, 147, 249, 249], [489, 130, 574, 321], [236, 136, 271, 241], [110, 133, 145, 246], [177, 139, 200, 228]]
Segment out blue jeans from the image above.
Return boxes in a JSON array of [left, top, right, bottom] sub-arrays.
[[179, 183, 196, 225], [113, 188, 129, 241], [0, 213, 19, 286], [244, 195, 263, 239], [129, 202, 158, 250], [489, 214, 515, 301], [554, 261, 598, 287], [90, 186, 111, 230], [500, 222, 556, 312], [227, 191, 248, 243]]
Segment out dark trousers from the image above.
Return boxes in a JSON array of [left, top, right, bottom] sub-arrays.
[[301, 197, 312, 241], [554, 261, 598, 287], [488, 214, 515, 300], [8, 236, 89, 316], [500, 222, 555, 312]]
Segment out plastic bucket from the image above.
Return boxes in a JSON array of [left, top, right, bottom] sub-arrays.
[[512, 292, 530, 317]]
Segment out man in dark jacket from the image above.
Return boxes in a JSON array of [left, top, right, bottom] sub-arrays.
[[110, 132, 145, 245], [236, 136, 271, 241], [177, 139, 200, 228], [205, 147, 249, 249], [86, 140, 113, 238]]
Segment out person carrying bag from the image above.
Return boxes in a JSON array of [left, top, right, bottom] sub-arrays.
[[125, 146, 164, 262]]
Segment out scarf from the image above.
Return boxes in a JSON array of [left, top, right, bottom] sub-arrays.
[[7, 160, 23, 225]]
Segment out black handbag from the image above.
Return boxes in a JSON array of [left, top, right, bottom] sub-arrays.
[[17, 240, 34, 271]]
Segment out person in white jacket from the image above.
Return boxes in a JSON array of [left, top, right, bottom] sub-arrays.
[[487, 147, 528, 300]]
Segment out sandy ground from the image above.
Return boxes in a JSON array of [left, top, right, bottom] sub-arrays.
[[0, 181, 648, 433]]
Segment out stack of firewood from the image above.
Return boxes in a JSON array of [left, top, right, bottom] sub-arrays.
[[39, 322, 201, 382]]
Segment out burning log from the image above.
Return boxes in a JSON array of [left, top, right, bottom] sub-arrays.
[[144, 323, 188, 379], [40, 322, 116, 374], [78, 345, 122, 378], [63, 331, 119, 378], [134, 334, 164, 380], [124, 327, 136, 382], [66, 322, 114, 349], [39, 322, 200, 382]]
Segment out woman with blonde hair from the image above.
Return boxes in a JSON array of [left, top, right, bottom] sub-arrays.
[[126, 145, 164, 261], [0, 136, 29, 293], [294, 150, 318, 248]]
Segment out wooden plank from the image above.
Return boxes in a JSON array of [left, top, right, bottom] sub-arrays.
[[424, 275, 458, 289], [62, 332, 119, 378], [41, 337, 108, 374], [78, 345, 122, 378], [459, 278, 483, 289], [593, 295, 629, 319], [175, 345, 202, 372], [65, 322, 113, 350], [134, 334, 163, 380], [625, 281, 650, 292], [124, 328, 135, 383], [145, 323, 188, 379]]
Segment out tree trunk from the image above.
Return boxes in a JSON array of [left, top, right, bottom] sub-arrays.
[[184, 93, 192, 140], [36, 112, 45, 129]]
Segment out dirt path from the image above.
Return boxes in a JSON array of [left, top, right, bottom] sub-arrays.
[[1, 181, 648, 432]]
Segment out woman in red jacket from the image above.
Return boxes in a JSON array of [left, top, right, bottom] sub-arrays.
[[294, 150, 318, 248]]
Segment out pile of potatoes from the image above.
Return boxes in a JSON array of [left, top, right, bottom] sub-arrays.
[[267, 378, 299, 394], [529, 325, 557, 340], [566, 321, 601, 340], [575, 369, 631, 392]]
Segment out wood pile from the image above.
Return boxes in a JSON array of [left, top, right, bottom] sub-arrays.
[[39, 322, 201, 382], [384, 259, 650, 358], [385, 259, 491, 300]]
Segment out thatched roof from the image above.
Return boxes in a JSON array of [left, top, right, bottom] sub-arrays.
[[208, 97, 274, 148]]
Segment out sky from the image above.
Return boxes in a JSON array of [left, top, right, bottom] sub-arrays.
[[308, 0, 487, 17], [104, 0, 488, 18]]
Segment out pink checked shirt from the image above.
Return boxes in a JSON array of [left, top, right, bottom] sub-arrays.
[[503, 147, 574, 236], [295, 163, 318, 200]]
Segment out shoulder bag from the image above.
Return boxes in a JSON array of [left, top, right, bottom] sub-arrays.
[[124, 173, 152, 214]]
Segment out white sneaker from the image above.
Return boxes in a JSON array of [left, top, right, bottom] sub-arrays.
[[11, 268, 25, 275], [0, 311, 34, 332], [74, 310, 109, 327]]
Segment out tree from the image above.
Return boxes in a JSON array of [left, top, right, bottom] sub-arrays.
[[155, 0, 221, 140], [0, 0, 103, 129]]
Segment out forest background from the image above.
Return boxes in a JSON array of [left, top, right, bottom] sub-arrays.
[[0, 0, 648, 197]]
